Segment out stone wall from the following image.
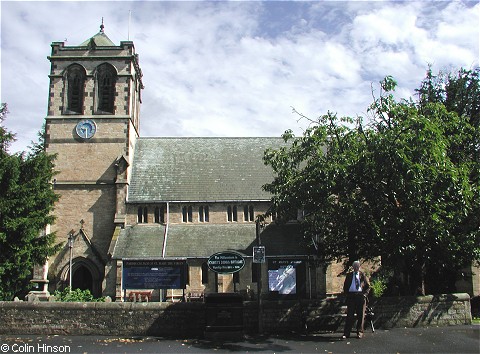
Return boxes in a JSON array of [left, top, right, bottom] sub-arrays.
[[369, 293, 472, 328], [0, 294, 471, 337], [301, 293, 472, 333], [0, 301, 205, 337]]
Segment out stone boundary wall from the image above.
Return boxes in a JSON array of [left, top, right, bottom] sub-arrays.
[[0, 293, 471, 337], [301, 293, 472, 333], [0, 301, 205, 337], [369, 293, 472, 328]]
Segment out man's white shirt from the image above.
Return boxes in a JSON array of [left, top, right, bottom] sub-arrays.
[[349, 272, 362, 292]]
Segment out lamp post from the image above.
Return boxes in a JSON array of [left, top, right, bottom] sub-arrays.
[[255, 218, 264, 334], [67, 231, 74, 292]]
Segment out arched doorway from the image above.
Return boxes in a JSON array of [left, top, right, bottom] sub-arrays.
[[72, 265, 93, 294], [62, 257, 102, 297]]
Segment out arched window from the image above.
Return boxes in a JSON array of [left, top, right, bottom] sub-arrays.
[[95, 63, 116, 113], [65, 64, 86, 114], [243, 205, 254, 222], [137, 207, 148, 223], [199, 205, 209, 222], [182, 206, 193, 223], [227, 205, 238, 222], [154, 206, 165, 224]]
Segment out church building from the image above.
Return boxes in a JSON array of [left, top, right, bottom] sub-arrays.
[[34, 24, 478, 301], [36, 24, 341, 302]]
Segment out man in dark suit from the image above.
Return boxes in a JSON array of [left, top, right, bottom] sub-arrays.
[[342, 260, 370, 339]]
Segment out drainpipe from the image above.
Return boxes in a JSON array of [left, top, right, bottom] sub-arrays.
[[160, 202, 170, 302]]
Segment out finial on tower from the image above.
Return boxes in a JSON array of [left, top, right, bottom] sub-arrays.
[[100, 17, 105, 33]]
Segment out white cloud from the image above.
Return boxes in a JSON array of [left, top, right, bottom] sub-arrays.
[[1, 1, 478, 153]]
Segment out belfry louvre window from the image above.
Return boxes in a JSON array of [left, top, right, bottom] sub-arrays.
[[244, 205, 254, 222], [182, 206, 193, 223], [137, 207, 148, 223], [65, 64, 86, 114], [96, 63, 116, 113], [227, 205, 238, 222], [199, 206, 209, 222]]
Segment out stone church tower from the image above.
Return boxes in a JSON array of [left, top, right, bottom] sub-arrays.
[[43, 23, 143, 296]]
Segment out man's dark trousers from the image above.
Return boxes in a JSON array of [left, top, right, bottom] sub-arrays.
[[344, 293, 366, 337]]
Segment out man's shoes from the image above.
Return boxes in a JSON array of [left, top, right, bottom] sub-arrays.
[[341, 335, 349, 340], [357, 333, 363, 339]]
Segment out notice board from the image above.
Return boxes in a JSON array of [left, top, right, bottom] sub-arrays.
[[122, 259, 187, 290]]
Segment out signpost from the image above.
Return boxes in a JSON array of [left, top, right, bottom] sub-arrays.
[[255, 219, 263, 333], [253, 246, 265, 263]]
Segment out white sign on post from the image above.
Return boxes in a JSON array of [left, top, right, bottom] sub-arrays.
[[253, 246, 266, 263]]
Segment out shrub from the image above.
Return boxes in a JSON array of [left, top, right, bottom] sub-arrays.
[[53, 287, 105, 302], [370, 278, 388, 298], [368, 267, 393, 298]]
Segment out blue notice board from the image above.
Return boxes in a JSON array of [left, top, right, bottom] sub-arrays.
[[122, 259, 187, 290]]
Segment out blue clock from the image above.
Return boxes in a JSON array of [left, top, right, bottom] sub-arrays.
[[75, 119, 97, 139]]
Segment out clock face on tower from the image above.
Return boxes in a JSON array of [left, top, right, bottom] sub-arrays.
[[75, 119, 97, 139]]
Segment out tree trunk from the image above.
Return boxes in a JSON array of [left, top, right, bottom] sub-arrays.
[[410, 261, 426, 296]]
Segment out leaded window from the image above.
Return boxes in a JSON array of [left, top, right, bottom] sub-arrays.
[[243, 205, 254, 222], [199, 205, 209, 222], [137, 207, 148, 223], [227, 205, 238, 222], [182, 206, 193, 223]]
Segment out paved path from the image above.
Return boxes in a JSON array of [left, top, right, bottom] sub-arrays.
[[0, 324, 478, 353]]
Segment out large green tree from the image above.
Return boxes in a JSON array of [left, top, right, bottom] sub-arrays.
[[0, 103, 60, 300], [263, 69, 480, 295]]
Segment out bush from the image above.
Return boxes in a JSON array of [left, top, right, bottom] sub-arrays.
[[370, 278, 388, 298], [53, 287, 105, 302], [368, 267, 393, 298]]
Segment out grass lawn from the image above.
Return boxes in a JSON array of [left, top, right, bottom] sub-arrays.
[[473, 317, 480, 324]]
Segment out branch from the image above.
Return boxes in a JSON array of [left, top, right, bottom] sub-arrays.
[[291, 107, 317, 125]]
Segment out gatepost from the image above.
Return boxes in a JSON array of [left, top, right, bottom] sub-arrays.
[[204, 251, 245, 340]]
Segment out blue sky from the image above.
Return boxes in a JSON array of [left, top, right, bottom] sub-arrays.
[[1, 1, 479, 153]]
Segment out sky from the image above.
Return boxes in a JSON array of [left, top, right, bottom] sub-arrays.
[[1, 0, 479, 153]]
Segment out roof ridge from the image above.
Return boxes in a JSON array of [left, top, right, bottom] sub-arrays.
[[137, 136, 282, 140]]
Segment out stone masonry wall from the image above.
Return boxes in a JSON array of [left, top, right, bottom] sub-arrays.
[[369, 293, 472, 328], [0, 294, 471, 338], [0, 301, 205, 337]]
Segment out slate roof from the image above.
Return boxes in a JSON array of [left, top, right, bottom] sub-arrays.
[[79, 30, 116, 47], [128, 137, 285, 202], [111, 225, 164, 259], [165, 224, 256, 257], [111, 223, 310, 259]]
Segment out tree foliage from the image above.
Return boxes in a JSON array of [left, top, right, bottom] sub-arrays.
[[263, 69, 480, 295], [0, 103, 60, 300]]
